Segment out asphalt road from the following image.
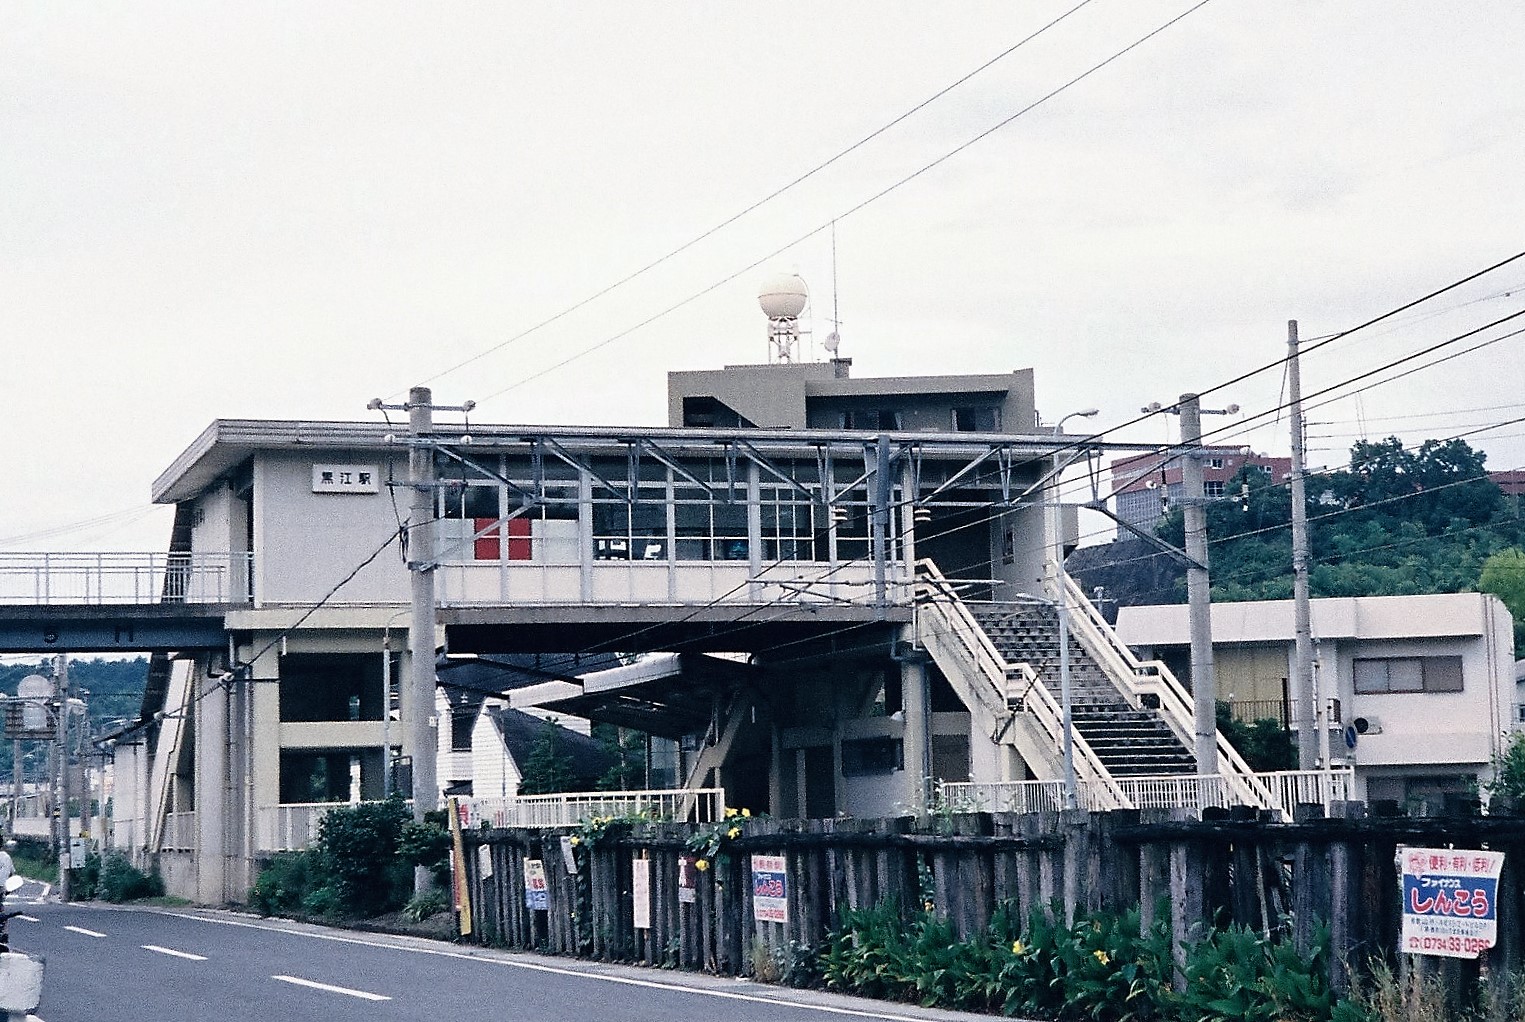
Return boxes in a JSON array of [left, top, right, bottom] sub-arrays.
[[3, 881, 1001, 1022]]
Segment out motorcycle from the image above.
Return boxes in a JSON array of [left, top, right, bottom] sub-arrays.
[[0, 874, 42, 1021]]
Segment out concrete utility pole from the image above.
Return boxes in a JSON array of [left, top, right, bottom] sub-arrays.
[[1178, 395, 1220, 776], [406, 385, 439, 892], [872, 435, 891, 619], [1287, 321, 1319, 770], [55, 655, 70, 902]]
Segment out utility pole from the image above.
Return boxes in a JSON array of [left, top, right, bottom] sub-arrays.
[[1287, 321, 1319, 770], [872, 435, 891, 619], [55, 655, 71, 902], [1178, 394, 1220, 776], [407, 386, 439, 892]]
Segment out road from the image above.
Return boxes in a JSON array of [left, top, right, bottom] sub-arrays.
[[3, 881, 997, 1022]]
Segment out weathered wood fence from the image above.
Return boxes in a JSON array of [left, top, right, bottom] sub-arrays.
[[460, 804, 1525, 992]]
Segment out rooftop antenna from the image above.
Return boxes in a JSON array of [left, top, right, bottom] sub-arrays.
[[824, 220, 842, 360], [758, 271, 809, 363]]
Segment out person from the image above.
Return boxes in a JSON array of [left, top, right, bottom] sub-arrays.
[[0, 837, 13, 889]]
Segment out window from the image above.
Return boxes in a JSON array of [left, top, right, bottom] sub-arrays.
[[1203, 480, 1225, 498], [451, 711, 475, 752], [842, 738, 903, 776], [952, 407, 1001, 432], [1207, 457, 1225, 469], [1353, 656, 1463, 694], [840, 409, 901, 430]]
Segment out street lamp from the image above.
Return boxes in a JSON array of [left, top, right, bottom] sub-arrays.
[[1054, 408, 1099, 435]]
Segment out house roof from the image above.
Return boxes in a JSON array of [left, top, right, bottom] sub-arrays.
[[489, 706, 614, 786], [436, 653, 623, 699]]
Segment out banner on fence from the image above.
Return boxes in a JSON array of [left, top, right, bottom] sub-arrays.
[[633, 856, 651, 930], [523, 857, 549, 911], [751, 854, 788, 923], [560, 835, 578, 875], [1399, 845, 1505, 959], [678, 855, 697, 904]]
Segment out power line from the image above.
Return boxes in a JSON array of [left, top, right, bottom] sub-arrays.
[[403, 0, 1101, 396], [474, 0, 1216, 404]]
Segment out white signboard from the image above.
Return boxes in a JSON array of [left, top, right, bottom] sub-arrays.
[[477, 843, 493, 879], [312, 464, 380, 494], [1399, 846, 1506, 959], [632, 857, 651, 930], [523, 858, 548, 911], [751, 854, 788, 924]]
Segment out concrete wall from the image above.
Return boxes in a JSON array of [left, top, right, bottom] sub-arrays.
[[251, 451, 409, 605]]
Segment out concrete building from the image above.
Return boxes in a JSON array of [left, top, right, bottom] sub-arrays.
[[1117, 592, 1519, 812], [86, 351, 1279, 904]]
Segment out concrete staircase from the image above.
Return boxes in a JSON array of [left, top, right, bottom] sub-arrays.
[[973, 605, 1197, 778]]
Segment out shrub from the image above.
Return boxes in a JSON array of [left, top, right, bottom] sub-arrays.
[[249, 849, 324, 916], [97, 853, 163, 902], [314, 796, 412, 917], [401, 888, 450, 922], [399, 812, 452, 888]]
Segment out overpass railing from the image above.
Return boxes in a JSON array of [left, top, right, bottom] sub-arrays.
[[0, 552, 252, 605]]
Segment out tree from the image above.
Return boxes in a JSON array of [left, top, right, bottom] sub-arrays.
[[517, 721, 578, 795], [1478, 547, 1525, 655]]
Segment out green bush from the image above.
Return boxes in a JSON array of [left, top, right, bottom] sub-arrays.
[[402, 888, 450, 922], [249, 849, 324, 916], [314, 796, 412, 917], [398, 812, 452, 888], [97, 853, 163, 902]]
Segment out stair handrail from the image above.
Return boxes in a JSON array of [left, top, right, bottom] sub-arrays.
[[916, 560, 1127, 809], [1057, 572, 1277, 810]]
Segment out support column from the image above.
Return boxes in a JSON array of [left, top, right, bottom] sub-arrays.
[[900, 630, 931, 812], [195, 667, 228, 905], [1179, 394, 1220, 775]]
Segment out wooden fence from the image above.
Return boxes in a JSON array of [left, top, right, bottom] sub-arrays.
[[459, 804, 1525, 993]]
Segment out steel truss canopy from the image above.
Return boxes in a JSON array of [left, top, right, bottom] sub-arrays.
[[153, 418, 1149, 508]]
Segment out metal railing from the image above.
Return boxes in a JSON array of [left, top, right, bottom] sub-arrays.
[[0, 552, 253, 605], [161, 811, 197, 852], [915, 562, 1127, 808], [943, 769, 1355, 818], [941, 768, 1355, 819], [256, 802, 359, 852], [461, 788, 727, 829]]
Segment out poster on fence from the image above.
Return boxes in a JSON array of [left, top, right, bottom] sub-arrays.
[[677, 855, 697, 904], [751, 855, 788, 923], [1399, 846, 1505, 959], [632, 856, 651, 930], [523, 857, 549, 911]]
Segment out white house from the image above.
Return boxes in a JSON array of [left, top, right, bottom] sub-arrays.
[[1117, 592, 1518, 812]]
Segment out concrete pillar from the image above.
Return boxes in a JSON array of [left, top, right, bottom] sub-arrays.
[[900, 632, 931, 812], [195, 665, 228, 905]]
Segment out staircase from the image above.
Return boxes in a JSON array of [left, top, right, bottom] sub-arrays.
[[973, 606, 1196, 778], [916, 560, 1273, 811]]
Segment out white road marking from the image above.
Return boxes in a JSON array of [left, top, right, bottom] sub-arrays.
[[143, 944, 208, 961], [189, 914, 954, 1020], [15, 914, 39, 923], [63, 925, 106, 938], [272, 975, 390, 1001]]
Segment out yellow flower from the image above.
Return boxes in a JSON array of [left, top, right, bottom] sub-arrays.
[[1011, 940, 1026, 955], [568, 835, 581, 847], [740, 808, 751, 818], [695, 858, 710, 872], [725, 807, 739, 818], [923, 900, 934, 912], [1093, 950, 1110, 966], [727, 827, 741, 840]]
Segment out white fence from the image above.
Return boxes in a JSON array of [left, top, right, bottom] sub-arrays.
[[0, 552, 252, 605], [461, 788, 727, 829], [256, 802, 356, 852], [940, 769, 1356, 820]]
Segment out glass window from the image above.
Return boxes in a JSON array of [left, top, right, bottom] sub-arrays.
[[1352, 656, 1464, 694], [953, 407, 1001, 432]]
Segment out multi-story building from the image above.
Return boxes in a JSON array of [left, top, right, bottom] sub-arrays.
[[1116, 592, 1518, 812], [1111, 447, 1290, 538]]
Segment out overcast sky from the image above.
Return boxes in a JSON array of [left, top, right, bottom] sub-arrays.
[[4, 1, 1524, 556]]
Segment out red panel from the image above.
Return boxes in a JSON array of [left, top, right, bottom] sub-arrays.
[[473, 518, 500, 560], [506, 516, 532, 561]]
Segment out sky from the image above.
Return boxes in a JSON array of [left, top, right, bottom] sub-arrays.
[[4, 0, 1525, 556]]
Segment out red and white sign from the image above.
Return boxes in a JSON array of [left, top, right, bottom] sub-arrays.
[[1399, 846, 1505, 959]]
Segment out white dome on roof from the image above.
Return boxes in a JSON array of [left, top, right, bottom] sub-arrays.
[[758, 273, 808, 319]]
